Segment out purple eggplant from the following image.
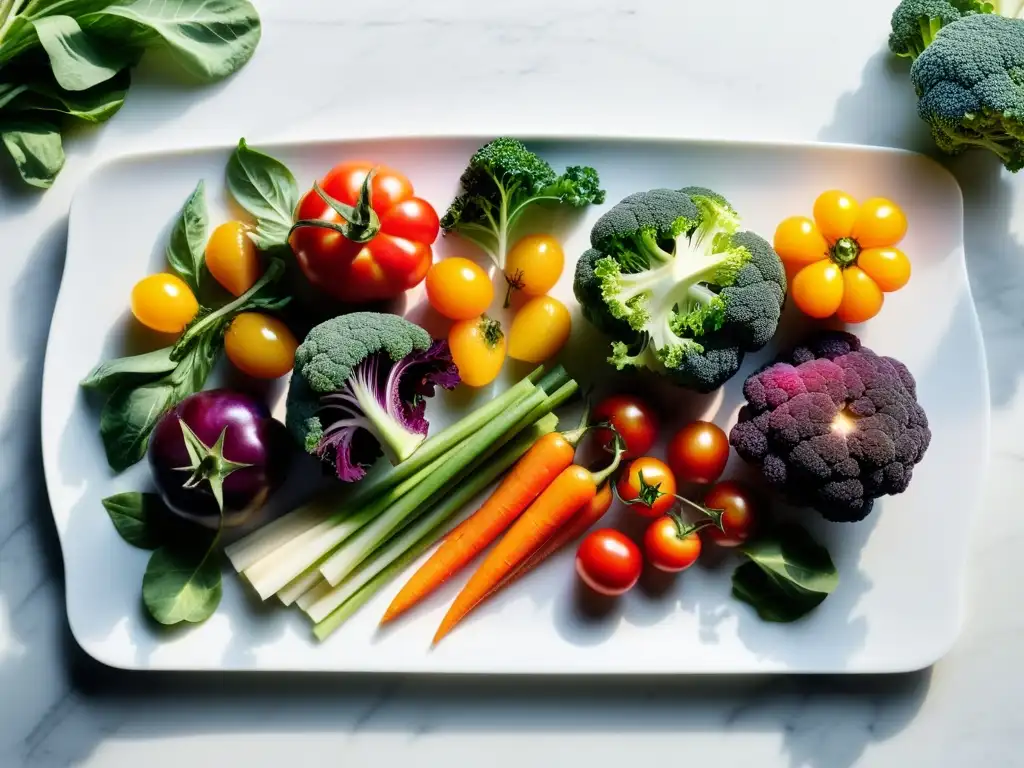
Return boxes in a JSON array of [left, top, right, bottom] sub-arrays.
[[148, 389, 292, 529]]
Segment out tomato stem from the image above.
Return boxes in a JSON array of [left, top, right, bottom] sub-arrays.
[[289, 169, 381, 244], [503, 269, 525, 308], [671, 494, 726, 532], [830, 237, 860, 268]]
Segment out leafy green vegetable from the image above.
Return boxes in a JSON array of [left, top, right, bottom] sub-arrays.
[[142, 545, 222, 625], [102, 491, 164, 549], [165, 180, 208, 293], [0, 118, 64, 187], [5, 70, 130, 122], [32, 14, 132, 91], [731, 524, 838, 623], [226, 138, 300, 249], [80, 346, 177, 391]]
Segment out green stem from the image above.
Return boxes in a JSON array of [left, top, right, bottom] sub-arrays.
[[830, 237, 860, 268]]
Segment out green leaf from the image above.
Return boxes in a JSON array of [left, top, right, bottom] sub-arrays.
[[731, 524, 838, 623], [0, 119, 65, 188], [12, 70, 131, 123], [142, 545, 222, 625], [165, 180, 208, 292], [101, 492, 165, 549], [81, 0, 261, 82], [80, 346, 177, 391], [0, 83, 30, 110], [31, 15, 131, 91], [226, 138, 299, 250]]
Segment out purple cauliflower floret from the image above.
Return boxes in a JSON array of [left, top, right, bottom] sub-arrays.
[[729, 331, 931, 522]]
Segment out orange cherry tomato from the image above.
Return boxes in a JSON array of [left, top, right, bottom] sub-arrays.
[[857, 246, 911, 292], [616, 457, 677, 518], [224, 312, 298, 379], [505, 234, 564, 298], [773, 216, 829, 268], [448, 315, 506, 387], [507, 295, 571, 363], [791, 260, 844, 319], [813, 190, 860, 243], [206, 221, 262, 296], [852, 197, 907, 248], [835, 266, 884, 324], [425, 258, 494, 320], [130, 273, 198, 334]]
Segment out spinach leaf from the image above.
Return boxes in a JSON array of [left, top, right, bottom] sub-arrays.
[[101, 491, 165, 549], [80, 346, 176, 391], [165, 180, 208, 292], [31, 15, 131, 91], [81, 0, 261, 82], [226, 138, 299, 250], [142, 545, 222, 625], [731, 524, 838, 623], [0, 118, 64, 187], [10, 69, 130, 123]]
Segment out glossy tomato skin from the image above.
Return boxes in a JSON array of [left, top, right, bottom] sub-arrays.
[[425, 258, 493, 320], [703, 481, 756, 548], [592, 394, 657, 459], [667, 421, 730, 484], [224, 312, 299, 380], [616, 457, 677, 518], [448, 316, 506, 387], [575, 528, 642, 596], [289, 162, 439, 303], [507, 295, 572, 363], [130, 273, 198, 334], [206, 221, 261, 296], [644, 516, 702, 572]]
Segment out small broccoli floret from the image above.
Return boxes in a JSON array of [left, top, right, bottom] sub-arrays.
[[909, 13, 1024, 171], [441, 138, 606, 269], [888, 0, 988, 59], [572, 187, 786, 392], [729, 331, 931, 522], [286, 313, 460, 482]]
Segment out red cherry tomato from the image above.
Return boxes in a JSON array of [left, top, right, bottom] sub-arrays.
[[667, 420, 730, 484], [616, 456, 677, 518], [643, 516, 702, 572], [703, 481, 756, 548], [592, 394, 658, 459], [575, 528, 642, 596], [289, 161, 439, 303]]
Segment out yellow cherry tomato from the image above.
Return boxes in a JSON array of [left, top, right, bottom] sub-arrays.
[[857, 246, 911, 292], [773, 216, 829, 268], [504, 234, 564, 305], [448, 315, 506, 387], [508, 295, 572, 363], [813, 190, 860, 244], [130, 273, 199, 334], [206, 221, 262, 297], [425, 257, 494, 320], [791, 261, 844, 319], [224, 312, 298, 379], [852, 197, 907, 248], [835, 267, 884, 324]]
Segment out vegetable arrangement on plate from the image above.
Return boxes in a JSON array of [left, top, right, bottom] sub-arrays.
[[82, 132, 931, 641]]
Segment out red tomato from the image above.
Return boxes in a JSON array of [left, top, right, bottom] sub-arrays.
[[667, 421, 730, 484], [289, 162, 439, 303], [643, 516, 702, 572], [703, 481, 756, 548], [592, 394, 657, 459], [575, 528, 642, 596], [616, 457, 677, 518]]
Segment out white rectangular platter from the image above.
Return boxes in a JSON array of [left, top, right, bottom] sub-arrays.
[[41, 136, 988, 674]]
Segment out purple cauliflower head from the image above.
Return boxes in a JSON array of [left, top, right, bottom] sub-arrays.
[[729, 331, 931, 522]]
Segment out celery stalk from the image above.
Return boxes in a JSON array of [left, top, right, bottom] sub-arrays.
[[277, 564, 326, 606]]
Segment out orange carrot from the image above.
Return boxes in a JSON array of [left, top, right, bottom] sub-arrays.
[[433, 449, 623, 644], [380, 419, 589, 625]]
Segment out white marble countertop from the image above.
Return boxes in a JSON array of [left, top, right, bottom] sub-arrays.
[[2, 0, 1023, 765]]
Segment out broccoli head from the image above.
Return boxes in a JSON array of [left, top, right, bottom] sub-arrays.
[[888, 0, 989, 59], [285, 312, 460, 482], [729, 331, 931, 523], [572, 186, 786, 393]]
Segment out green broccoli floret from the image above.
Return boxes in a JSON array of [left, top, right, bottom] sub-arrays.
[[888, 0, 989, 59], [910, 13, 1024, 171], [441, 138, 606, 270], [573, 187, 786, 393]]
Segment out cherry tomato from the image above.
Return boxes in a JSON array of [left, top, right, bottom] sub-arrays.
[[857, 246, 911, 292], [703, 481, 756, 548], [448, 315, 506, 387], [575, 528, 642, 596], [773, 216, 829, 268], [205, 221, 261, 297], [592, 394, 658, 459], [852, 197, 907, 249], [667, 420, 729, 484], [644, 516, 702, 572], [616, 456, 677, 518], [505, 234, 564, 300], [791, 260, 844, 319], [130, 273, 199, 334], [835, 265, 884, 324], [224, 312, 299, 379], [425, 258, 494, 320], [507, 295, 571, 363], [813, 190, 860, 244]]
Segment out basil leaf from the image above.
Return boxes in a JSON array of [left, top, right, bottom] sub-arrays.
[[226, 138, 298, 250], [81, 346, 176, 391], [142, 545, 222, 625], [102, 492, 165, 549], [81, 0, 261, 82], [731, 524, 838, 623], [11, 70, 131, 123], [31, 15, 131, 92], [0, 119, 64, 188], [165, 180, 208, 292]]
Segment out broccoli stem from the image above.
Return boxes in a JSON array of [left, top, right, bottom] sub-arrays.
[[343, 357, 425, 465]]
